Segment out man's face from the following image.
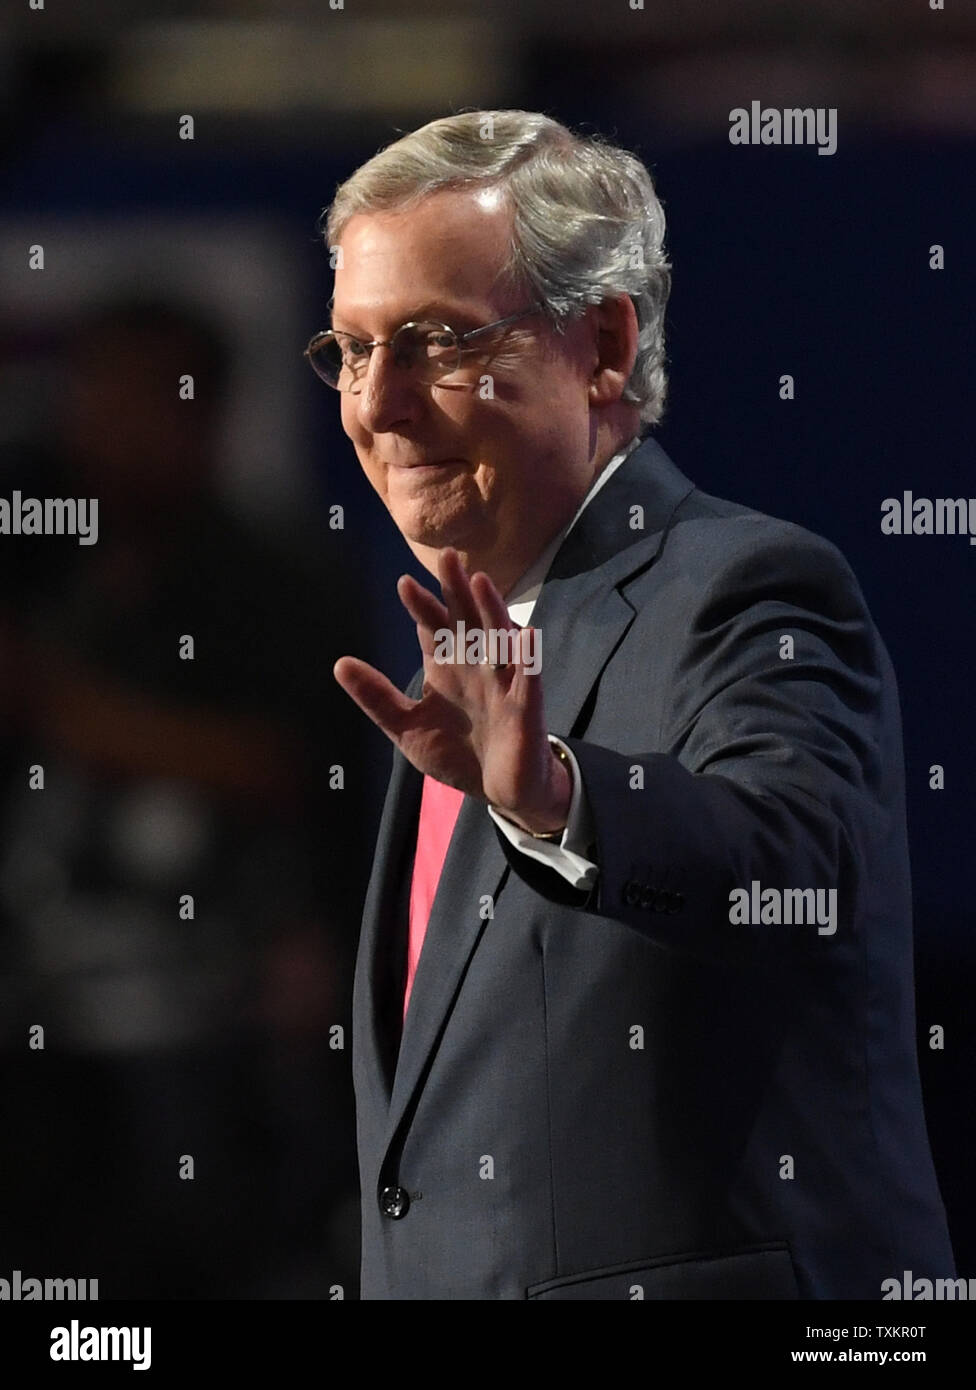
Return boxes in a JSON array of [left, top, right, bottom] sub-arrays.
[[331, 187, 599, 589]]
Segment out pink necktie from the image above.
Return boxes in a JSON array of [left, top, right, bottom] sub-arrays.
[[403, 776, 465, 1021]]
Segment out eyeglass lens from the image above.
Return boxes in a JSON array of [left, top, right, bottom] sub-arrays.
[[314, 324, 460, 390]]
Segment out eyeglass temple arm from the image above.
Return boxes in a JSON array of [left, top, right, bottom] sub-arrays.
[[459, 306, 541, 344]]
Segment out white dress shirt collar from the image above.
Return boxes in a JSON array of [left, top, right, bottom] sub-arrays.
[[506, 433, 645, 626]]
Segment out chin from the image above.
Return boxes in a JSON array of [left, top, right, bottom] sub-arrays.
[[392, 499, 484, 554]]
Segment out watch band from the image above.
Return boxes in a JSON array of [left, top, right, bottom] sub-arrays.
[[528, 740, 571, 841]]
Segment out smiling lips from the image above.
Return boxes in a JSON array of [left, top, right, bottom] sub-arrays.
[[393, 458, 465, 470]]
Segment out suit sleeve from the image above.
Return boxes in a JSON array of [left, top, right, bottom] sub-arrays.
[[495, 522, 900, 964]]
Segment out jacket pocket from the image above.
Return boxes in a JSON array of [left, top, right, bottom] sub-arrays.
[[526, 1242, 799, 1300]]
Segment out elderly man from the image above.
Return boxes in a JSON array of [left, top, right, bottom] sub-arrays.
[[309, 110, 954, 1300]]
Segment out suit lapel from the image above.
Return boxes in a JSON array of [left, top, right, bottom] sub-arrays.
[[386, 786, 510, 1134], [352, 697, 423, 1106], [358, 436, 697, 1151], [516, 436, 696, 739]]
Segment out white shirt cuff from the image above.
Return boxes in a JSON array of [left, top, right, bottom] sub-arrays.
[[487, 737, 598, 890]]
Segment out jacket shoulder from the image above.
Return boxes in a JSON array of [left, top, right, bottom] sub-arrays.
[[662, 484, 866, 614]]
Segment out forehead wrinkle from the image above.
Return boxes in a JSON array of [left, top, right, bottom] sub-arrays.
[[332, 193, 515, 332], [330, 298, 495, 336]]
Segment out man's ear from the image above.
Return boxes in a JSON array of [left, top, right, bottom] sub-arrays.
[[587, 295, 639, 407]]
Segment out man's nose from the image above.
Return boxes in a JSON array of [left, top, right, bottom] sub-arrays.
[[355, 344, 420, 432]]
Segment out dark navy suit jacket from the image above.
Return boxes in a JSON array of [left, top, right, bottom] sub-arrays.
[[352, 434, 955, 1299]]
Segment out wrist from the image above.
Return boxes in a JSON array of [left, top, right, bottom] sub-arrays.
[[498, 740, 572, 838]]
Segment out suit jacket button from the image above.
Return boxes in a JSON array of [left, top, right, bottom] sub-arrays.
[[623, 879, 641, 906], [653, 889, 673, 914], [379, 1185, 410, 1219]]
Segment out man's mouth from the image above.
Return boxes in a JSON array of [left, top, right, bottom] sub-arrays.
[[393, 458, 465, 470]]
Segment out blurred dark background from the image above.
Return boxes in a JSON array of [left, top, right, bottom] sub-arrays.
[[0, 0, 972, 1298]]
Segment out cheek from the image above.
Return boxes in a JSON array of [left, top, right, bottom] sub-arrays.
[[339, 396, 363, 442], [356, 449, 386, 499]]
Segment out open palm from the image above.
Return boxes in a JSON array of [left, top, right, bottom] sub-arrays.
[[333, 548, 568, 832]]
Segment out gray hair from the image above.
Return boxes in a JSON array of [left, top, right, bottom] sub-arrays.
[[322, 110, 672, 426]]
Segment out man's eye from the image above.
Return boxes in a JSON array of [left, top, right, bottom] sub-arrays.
[[345, 339, 369, 358]]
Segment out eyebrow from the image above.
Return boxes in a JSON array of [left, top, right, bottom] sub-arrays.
[[329, 302, 482, 334]]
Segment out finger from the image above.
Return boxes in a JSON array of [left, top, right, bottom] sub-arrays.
[[438, 547, 483, 632], [397, 573, 449, 634], [506, 625, 546, 709], [470, 569, 515, 638], [415, 619, 438, 663], [333, 656, 418, 740], [468, 570, 524, 683]]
